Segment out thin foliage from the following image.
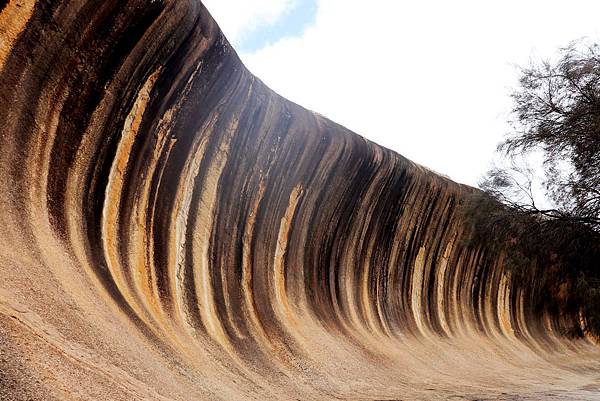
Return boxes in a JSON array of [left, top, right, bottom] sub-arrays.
[[502, 40, 600, 231]]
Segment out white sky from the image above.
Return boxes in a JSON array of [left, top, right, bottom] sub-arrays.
[[203, 0, 600, 186]]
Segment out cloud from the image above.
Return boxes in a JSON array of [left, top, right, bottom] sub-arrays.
[[202, 0, 297, 46], [238, 0, 600, 186]]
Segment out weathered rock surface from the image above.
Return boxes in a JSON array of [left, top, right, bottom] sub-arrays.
[[0, 1, 598, 400]]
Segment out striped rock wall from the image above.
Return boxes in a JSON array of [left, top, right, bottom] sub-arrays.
[[0, 1, 598, 400]]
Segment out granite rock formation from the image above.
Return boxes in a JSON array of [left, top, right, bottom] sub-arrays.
[[0, 1, 599, 400]]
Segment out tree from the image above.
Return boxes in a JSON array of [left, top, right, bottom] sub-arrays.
[[493, 40, 600, 232], [466, 40, 600, 337]]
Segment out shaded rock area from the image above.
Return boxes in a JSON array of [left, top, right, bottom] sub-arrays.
[[0, 1, 599, 400]]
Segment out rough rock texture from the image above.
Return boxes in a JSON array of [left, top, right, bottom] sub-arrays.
[[0, 1, 599, 400]]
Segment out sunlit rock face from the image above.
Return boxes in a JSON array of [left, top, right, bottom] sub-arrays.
[[0, 1, 598, 400]]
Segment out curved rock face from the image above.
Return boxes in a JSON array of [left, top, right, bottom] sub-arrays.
[[0, 1, 598, 400]]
